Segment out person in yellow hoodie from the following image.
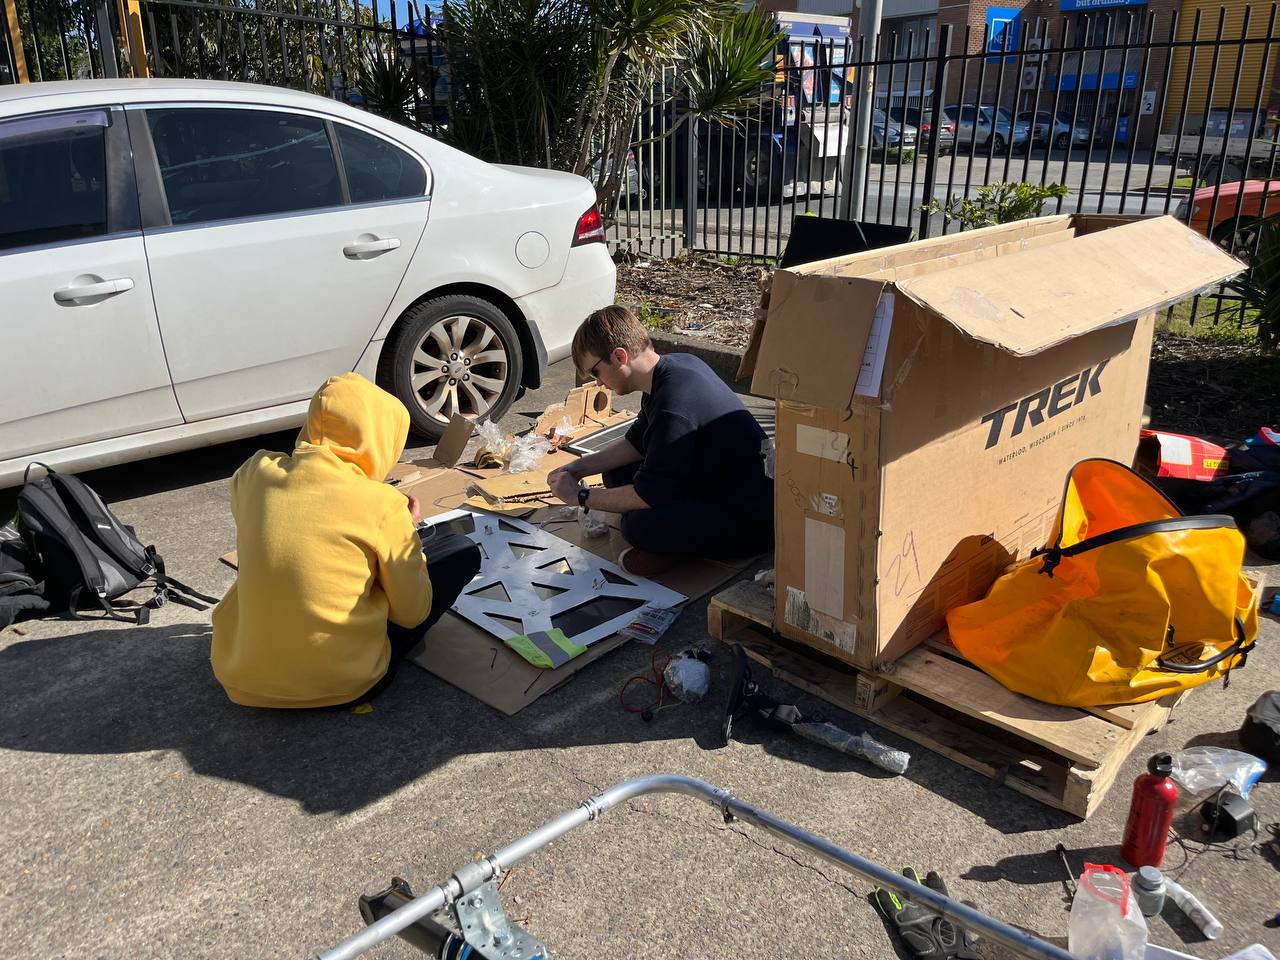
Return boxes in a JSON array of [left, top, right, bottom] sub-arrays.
[[211, 373, 481, 708]]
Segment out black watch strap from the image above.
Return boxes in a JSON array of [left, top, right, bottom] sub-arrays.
[[577, 485, 590, 512]]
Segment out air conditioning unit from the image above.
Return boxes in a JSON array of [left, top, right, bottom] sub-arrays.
[[1019, 65, 1041, 91], [1025, 36, 1045, 65]]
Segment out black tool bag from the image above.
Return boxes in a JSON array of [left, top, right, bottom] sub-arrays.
[[13, 463, 218, 624], [0, 523, 49, 629]]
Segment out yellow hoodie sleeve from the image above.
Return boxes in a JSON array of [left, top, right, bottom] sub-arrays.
[[377, 502, 433, 628]]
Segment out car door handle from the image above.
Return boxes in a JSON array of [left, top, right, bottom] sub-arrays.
[[343, 237, 401, 258], [53, 277, 135, 303]]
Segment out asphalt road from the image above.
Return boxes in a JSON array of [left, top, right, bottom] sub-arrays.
[[1, 359, 1278, 960]]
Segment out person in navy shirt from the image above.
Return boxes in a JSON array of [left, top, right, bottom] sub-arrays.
[[549, 306, 773, 576]]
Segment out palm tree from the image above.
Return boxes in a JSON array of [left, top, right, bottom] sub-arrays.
[[440, 0, 777, 218]]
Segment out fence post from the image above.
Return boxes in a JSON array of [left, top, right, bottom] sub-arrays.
[[95, 0, 119, 77], [917, 23, 951, 239], [683, 113, 695, 253], [3, 0, 29, 81]]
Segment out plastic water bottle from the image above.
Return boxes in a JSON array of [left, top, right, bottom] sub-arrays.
[[1164, 878, 1223, 939]]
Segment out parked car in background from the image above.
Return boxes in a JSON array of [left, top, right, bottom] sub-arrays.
[[1175, 180, 1280, 257], [872, 108, 916, 154], [887, 106, 955, 154], [591, 148, 647, 205], [0, 79, 616, 487], [1015, 110, 1093, 150], [941, 104, 1026, 153]]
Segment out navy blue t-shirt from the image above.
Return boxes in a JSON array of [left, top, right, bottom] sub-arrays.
[[624, 353, 770, 508]]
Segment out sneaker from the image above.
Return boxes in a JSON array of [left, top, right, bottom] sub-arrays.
[[618, 546, 678, 579]]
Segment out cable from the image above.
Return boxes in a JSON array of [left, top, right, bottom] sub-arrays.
[[619, 647, 674, 718]]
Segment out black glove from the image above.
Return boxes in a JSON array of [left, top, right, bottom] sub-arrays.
[[872, 868, 980, 960]]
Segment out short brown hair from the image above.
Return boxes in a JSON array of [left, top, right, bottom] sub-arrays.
[[571, 305, 652, 375]]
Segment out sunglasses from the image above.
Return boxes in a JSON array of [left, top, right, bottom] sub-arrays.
[[588, 352, 612, 380]]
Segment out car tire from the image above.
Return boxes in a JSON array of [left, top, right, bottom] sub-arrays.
[[381, 294, 524, 441], [1212, 217, 1261, 261], [992, 134, 1007, 154], [1055, 132, 1068, 150], [742, 143, 783, 202]]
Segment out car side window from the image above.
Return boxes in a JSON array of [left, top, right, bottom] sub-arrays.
[[335, 124, 427, 203], [146, 107, 340, 225], [0, 110, 109, 252]]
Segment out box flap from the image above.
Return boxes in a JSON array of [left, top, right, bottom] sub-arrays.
[[895, 216, 1243, 357], [750, 269, 887, 408]]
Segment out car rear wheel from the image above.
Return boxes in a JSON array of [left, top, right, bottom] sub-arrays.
[[991, 134, 1007, 154], [1055, 132, 1068, 150], [1212, 216, 1262, 261], [382, 294, 523, 440], [742, 143, 783, 202]]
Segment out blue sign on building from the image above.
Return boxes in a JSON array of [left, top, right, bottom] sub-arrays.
[[985, 7, 1021, 61], [1051, 70, 1139, 91], [1059, 0, 1148, 11]]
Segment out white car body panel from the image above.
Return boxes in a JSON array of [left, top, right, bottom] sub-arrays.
[[0, 79, 616, 487], [0, 234, 183, 459]]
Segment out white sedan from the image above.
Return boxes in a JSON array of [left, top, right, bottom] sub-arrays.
[[0, 79, 616, 487]]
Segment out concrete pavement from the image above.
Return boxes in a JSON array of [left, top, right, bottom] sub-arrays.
[[1, 360, 1277, 960]]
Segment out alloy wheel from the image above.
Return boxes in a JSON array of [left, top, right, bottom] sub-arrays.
[[409, 314, 509, 424]]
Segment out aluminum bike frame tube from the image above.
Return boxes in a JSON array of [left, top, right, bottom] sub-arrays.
[[317, 775, 1075, 960]]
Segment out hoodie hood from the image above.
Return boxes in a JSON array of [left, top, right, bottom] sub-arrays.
[[297, 373, 409, 481]]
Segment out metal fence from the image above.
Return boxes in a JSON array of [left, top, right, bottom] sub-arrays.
[[2, 0, 445, 121], [612, 6, 1279, 272], [3, 0, 1277, 317]]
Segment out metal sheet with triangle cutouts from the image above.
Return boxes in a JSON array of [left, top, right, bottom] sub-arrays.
[[419, 509, 685, 648]]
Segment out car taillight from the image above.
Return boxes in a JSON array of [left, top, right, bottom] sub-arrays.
[[573, 205, 606, 246]]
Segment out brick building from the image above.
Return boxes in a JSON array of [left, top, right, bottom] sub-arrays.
[[751, 0, 1280, 149]]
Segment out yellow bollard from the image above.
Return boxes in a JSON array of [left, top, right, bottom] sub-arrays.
[[3, 0, 30, 82]]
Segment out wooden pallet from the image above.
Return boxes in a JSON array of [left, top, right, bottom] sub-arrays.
[[707, 579, 1187, 819]]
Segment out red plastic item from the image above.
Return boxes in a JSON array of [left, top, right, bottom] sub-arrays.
[[1138, 429, 1230, 481], [1121, 753, 1178, 867]]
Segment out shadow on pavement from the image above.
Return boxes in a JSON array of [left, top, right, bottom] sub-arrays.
[[0, 609, 1087, 832]]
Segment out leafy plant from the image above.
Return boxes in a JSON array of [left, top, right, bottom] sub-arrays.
[[358, 43, 420, 130], [1232, 214, 1280, 349], [919, 181, 1069, 230], [440, 0, 776, 217]]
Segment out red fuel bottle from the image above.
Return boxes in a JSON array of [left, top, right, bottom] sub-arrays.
[[1121, 753, 1178, 868]]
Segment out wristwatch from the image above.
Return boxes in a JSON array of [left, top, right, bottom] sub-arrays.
[[577, 485, 591, 512]]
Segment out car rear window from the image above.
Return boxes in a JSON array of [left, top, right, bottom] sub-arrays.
[[0, 110, 109, 252], [335, 124, 427, 203]]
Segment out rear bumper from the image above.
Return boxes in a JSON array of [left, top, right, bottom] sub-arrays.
[[515, 243, 616, 367]]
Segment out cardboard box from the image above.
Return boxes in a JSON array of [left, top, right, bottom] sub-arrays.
[[744, 214, 1242, 668]]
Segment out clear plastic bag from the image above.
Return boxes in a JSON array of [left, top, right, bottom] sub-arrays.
[[507, 433, 552, 473], [1068, 864, 1147, 960], [474, 421, 512, 466], [552, 415, 575, 447], [663, 654, 710, 703], [792, 723, 910, 775], [577, 506, 609, 539], [1171, 746, 1268, 798]]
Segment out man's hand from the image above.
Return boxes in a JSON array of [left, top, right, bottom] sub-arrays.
[[547, 463, 580, 488], [549, 470, 581, 506], [404, 492, 422, 524]]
